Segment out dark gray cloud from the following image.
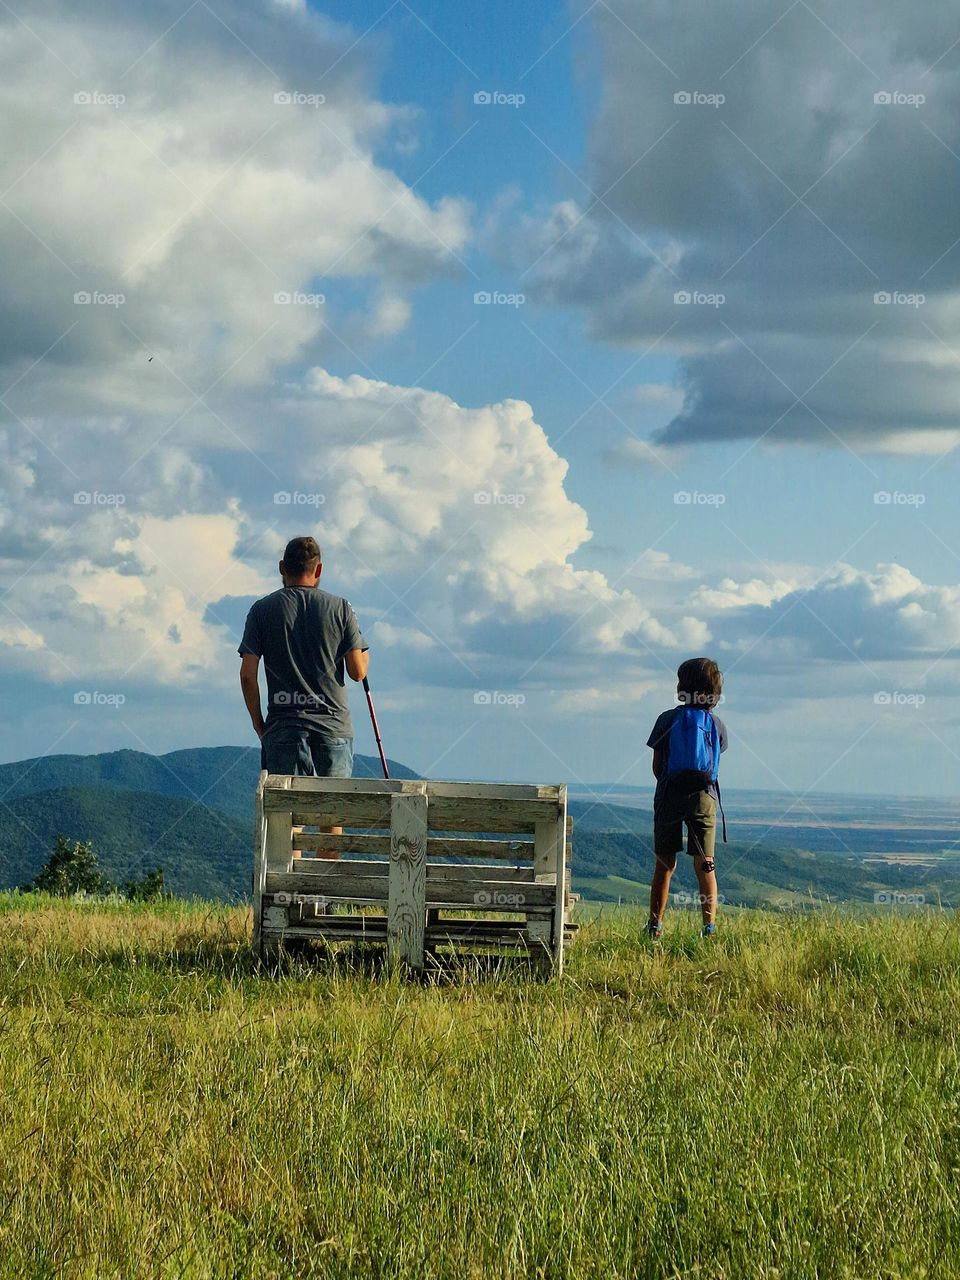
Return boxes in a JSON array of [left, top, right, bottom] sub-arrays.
[[511, 0, 960, 452]]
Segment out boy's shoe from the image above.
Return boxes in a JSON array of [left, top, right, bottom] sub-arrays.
[[646, 919, 663, 941], [701, 922, 717, 938]]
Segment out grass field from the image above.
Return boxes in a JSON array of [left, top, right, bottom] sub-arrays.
[[0, 895, 958, 1279]]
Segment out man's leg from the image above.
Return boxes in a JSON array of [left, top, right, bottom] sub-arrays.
[[260, 727, 303, 857], [305, 733, 354, 860]]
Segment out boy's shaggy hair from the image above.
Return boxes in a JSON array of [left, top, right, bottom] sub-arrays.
[[677, 657, 723, 707]]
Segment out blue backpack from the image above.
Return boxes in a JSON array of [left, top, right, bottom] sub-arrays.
[[664, 707, 727, 841]]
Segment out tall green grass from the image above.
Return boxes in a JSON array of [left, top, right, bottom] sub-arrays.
[[0, 895, 957, 1279]]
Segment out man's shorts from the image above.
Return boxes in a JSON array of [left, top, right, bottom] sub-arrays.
[[261, 724, 353, 778], [653, 785, 717, 868]]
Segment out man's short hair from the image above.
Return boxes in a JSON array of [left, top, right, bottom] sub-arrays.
[[282, 536, 322, 577]]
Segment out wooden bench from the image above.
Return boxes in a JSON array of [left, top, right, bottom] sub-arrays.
[[252, 773, 577, 972]]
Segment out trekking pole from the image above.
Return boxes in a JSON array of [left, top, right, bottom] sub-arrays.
[[362, 677, 389, 779]]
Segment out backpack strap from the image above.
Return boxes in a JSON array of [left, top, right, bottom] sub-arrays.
[[715, 778, 728, 843]]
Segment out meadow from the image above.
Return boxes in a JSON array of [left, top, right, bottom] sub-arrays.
[[0, 894, 957, 1279]]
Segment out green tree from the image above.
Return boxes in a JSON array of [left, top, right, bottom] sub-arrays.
[[123, 867, 165, 901], [23, 836, 108, 896]]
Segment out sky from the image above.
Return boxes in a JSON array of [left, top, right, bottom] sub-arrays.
[[1, 0, 959, 796]]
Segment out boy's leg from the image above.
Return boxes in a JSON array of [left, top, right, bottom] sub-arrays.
[[650, 802, 683, 927], [687, 791, 718, 926], [649, 853, 677, 924]]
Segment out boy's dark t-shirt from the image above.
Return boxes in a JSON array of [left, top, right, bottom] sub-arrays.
[[238, 586, 365, 738], [646, 706, 728, 810]]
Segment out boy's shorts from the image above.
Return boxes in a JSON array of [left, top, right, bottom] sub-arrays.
[[654, 786, 716, 869], [261, 724, 353, 778]]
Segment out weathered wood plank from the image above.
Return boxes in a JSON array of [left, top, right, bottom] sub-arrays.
[[426, 795, 557, 833], [265, 869, 389, 900], [252, 770, 268, 960], [424, 921, 553, 947], [264, 808, 293, 874], [293, 833, 392, 854], [426, 863, 536, 885], [424, 781, 559, 801], [264, 791, 393, 826], [388, 788, 428, 969], [424, 880, 554, 909], [426, 837, 534, 860], [264, 775, 404, 796], [263, 919, 390, 941], [291, 833, 535, 859], [553, 785, 569, 972]]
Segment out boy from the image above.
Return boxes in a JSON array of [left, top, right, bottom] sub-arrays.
[[645, 657, 728, 939]]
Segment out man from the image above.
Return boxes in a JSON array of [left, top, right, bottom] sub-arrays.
[[238, 535, 369, 784]]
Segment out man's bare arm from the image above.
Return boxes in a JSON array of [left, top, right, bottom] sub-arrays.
[[652, 745, 665, 779], [344, 648, 369, 682], [239, 653, 265, 738]]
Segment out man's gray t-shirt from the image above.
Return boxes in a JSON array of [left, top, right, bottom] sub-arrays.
[[238, 586, 365, 738], [646, 706, 728, 808]]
